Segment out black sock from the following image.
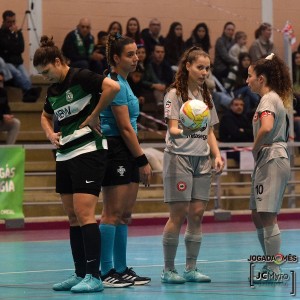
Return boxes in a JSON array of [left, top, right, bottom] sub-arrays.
[[70, 226, 86, 278], [81, 223, 101, 279]]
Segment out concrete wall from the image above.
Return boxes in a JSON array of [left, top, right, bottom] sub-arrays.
[[1, 0, 300, 73]]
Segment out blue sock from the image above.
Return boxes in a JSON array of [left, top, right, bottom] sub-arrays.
[[99, 224, 116, 276], [114, 224, 128, 273]]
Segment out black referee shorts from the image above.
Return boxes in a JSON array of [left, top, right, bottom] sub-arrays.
[[102, 136, 139, 187]]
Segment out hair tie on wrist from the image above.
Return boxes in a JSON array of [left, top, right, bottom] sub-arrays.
[[135, 154, 148, 167]]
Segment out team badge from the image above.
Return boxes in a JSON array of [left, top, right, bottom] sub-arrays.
[[177, 181, 187, 191], [253, 112, 258, 122], [66, 90, 73, 102], [117, 166, 126, 176]]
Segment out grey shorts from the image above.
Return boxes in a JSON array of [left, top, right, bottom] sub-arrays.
[[250, 157, 290, 213], [163, 152, 212, 203]]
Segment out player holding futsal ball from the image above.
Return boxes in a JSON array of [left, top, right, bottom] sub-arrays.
[[161, 47, 224, 284], [33, 36, 120, 293], [247, 53, 292, 282]]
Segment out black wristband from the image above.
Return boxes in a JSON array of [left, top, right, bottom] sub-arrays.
[[135, 154, 148, 167]]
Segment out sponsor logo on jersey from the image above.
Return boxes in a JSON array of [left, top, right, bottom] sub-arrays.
[[186, 133, 207, 140], [55, 106, 72, 120], [117, 166, 126, 176], [177, 181, 187, 191]]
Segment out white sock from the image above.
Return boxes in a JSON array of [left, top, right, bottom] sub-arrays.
[[162, 231, 179, 271], [263, 224, 281, 273], [184, 230, 202, 271], [256, 228, 266, 255]]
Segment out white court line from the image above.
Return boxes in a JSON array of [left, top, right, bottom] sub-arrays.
[[0, 259, 298, 276], [0, 259, 247, 276]]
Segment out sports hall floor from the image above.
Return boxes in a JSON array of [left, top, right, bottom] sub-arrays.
[[0, 214, 299, 300]]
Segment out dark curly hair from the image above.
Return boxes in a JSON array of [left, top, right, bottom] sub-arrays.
[[251, 54, 292, 108]]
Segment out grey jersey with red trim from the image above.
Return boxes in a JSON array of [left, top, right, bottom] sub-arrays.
[[252, 90, 289, 162], [164, 88, 219, 156]]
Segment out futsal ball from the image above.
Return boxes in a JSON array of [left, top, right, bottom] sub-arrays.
[[179, 99, 210, 130]]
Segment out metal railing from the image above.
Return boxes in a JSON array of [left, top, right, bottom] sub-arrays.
[[2, 142, 299, 210]]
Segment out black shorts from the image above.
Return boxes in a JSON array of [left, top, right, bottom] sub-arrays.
[[102, 136, 139, 186], [56, 150, 107, 196]]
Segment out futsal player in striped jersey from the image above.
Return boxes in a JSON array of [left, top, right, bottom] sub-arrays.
[[33, 36, 119, 293]]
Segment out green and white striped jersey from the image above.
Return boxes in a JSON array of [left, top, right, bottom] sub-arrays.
[[43, 68, 107, 161]]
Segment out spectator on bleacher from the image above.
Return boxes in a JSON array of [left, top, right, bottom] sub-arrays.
[[206, 70, 233, 112], [164, 22, 185, 70], [0, 10, 41, 102], [161, 47, 223, 284], [249, 22, 275, 62], [292, 50, 300, 141], [150, 44, 174, 99], [224, 52, 260, 115], [148, 44, 174, 123], [133, 45, 162, 130], [141, 18, 164, 57], [137, 44, 164, 106], [247, 53, 291, 281], [219, 97, 253, 142], [0, 56, 13, 82], [213, 21, 236, 84], [185, 22, 211, 54], [127, 63, 145, 108], [135, 44, 162, 129], [219, 97, 253, 144], [90, 31, 108, 75], [62, 17, 101, 70], [228, 31, 248, 64], [0, 73, 20, 144], [107, 21, 122, 35], [219, 97, 253, 162], [125, 17, 144, 47], [33, 35, 120, 293]]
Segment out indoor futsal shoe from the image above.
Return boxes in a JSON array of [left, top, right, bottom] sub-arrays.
[[183, 268, 211, 283], [101, 269, 134, 288], [161, 269, 186, 284], [52, 273, 83, 291], [118, 267, 151, 285], [70, 274, 104, 293]]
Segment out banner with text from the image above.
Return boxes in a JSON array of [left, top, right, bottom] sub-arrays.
[[0, 147, 25, 219]]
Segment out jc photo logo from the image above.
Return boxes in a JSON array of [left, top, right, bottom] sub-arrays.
[[248, 253, 298, 296]]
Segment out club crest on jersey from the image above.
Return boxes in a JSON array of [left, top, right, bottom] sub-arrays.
[[253, 112, 258, 122], [177, 181, 187, 191], [66, 90, 73, 102], [117, 166, 126, 176]]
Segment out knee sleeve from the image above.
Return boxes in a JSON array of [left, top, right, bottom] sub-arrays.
[[162, 232, 179, 246], [184, 230, 202, 243], [263, 224, 280, 238]]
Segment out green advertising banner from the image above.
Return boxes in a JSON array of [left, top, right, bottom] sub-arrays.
[[0, 147, 25, 219]]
